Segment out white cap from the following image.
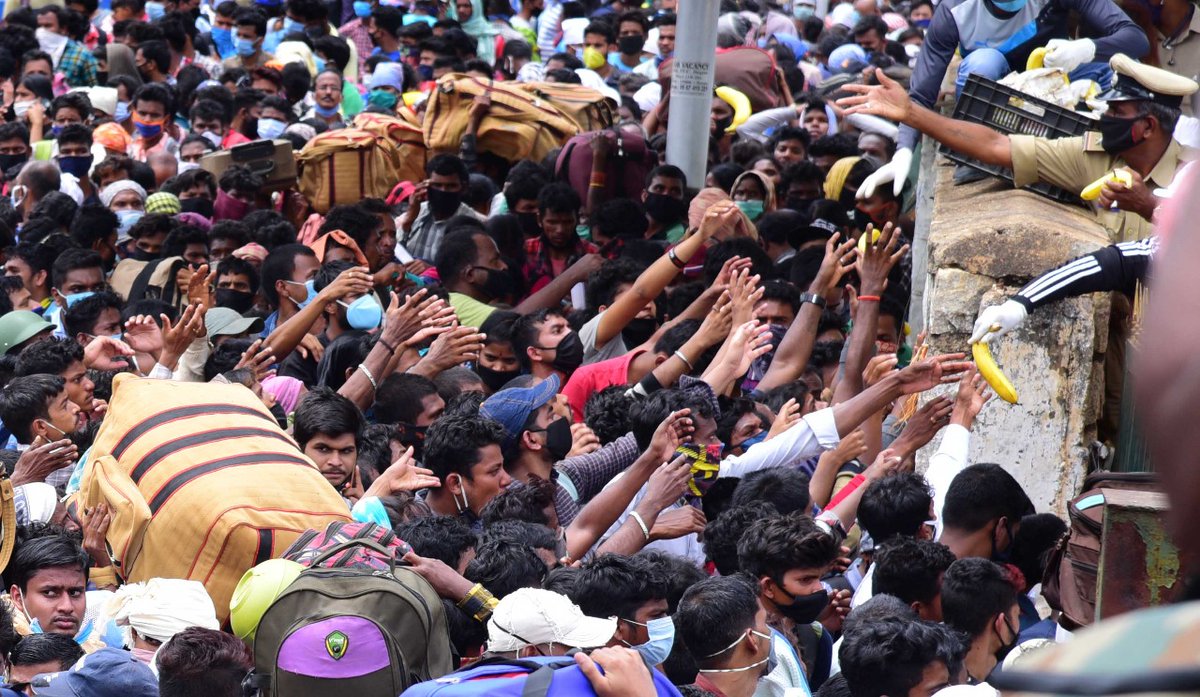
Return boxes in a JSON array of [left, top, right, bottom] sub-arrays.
[[560, 17, 589, 47], [933, 684, 1000, 697], [485, 588, 617, 653]]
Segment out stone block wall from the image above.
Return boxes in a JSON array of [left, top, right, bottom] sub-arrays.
[[915, 164, 1112, 515]]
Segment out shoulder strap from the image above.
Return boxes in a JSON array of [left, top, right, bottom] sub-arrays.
[[990, 667, 1200, 694], [126, 258, 164, 302], [521, 664, 557, 697]]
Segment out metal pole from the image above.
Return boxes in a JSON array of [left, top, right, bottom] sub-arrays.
[[665, 0, 721, 188]]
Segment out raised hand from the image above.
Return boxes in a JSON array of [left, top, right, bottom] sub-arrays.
[[892, 395, 953, 457], [811, 231, 858, 295], [836, 68, 914, 123], [233, 338, 276, 382], [12, 437, 77, 486], [895, 353, 971, 395], [364, 446, 441, 498], [767, 398, 802, 440], [644, 454, 692, 512], [83, 335, 135, 371], [951, 366, 993, 428], [123, 315, 164, 358], [855, 221, 908, 296], [863, 352, 899, 387], [649, 408, 694, 463], [566, 422, 601, 457], [649, 506, 706, 541], [187, 263, 213, 309]]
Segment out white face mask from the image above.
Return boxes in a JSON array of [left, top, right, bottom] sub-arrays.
[[35, 27, 68, 53], [12, 100, 33, 119]]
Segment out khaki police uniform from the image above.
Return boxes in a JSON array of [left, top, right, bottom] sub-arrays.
[[1009, 54, 1198, 243], [1158, 6, 1200, 113]]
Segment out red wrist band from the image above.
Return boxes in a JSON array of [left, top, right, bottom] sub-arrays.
[[857, 295, 881, 302]]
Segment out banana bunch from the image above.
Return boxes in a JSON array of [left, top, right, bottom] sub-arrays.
[[971, 339, 1019, 404]]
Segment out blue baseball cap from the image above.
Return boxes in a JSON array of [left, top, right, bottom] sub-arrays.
[[479, 374, 561, 450], [31, 648, 158, 697]]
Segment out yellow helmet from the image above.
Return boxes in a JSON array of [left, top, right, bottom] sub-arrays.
[[229, 559, 305, 642]]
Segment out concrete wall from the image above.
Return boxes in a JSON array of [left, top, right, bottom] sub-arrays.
[[915, 164, 1112, 515]]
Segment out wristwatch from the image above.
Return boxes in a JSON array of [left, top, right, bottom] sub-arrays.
[[799, 292, 828, 309]]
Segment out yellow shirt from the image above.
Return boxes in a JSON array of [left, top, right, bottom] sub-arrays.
[[449, 292, 496, 329]]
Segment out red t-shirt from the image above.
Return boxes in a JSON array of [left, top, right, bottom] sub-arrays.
[[561, 348, 646, 422]]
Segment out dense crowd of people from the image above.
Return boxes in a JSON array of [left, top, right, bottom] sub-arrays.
[[0, 0, 1189, 691]]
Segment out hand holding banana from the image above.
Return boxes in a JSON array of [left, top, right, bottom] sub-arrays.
[[968, 300, 1027, 404]]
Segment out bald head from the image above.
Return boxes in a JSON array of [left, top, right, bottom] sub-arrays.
[[148, 151, 178, 188], [17, 161, 61, 201]]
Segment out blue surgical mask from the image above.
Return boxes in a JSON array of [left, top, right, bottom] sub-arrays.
[[257, 117, 286, 140], [285, 279, 317, 309], [990, 0, 1026, 11], [236, 37, 258, 57], [115, 101, 130, 122], [354, 0, 372, 16], [339, 294, 383, 330], [313, 102, 340, 118], [50, 124, 63, 138], [736, 199, 765, 221], [282, 16, 302, 35], [736, 430, 767, 454], [211, 26, 236, 58], [314, 56, 326, 73], [115, 209, 143, 236], [145, 0, 165, 19], [417, 64, 434, 81], [57, 290, 95, 308], [623, 616, 675, 666], [913, 17, 931, 27], [793, 4, 815, 18]]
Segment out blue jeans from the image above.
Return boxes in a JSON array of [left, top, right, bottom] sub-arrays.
[[956, 47, 1113, 97]]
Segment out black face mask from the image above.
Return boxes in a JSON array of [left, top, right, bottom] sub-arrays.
[[215, 288, 256, 314], [774, 587, 829, 625], [785, 196, 818, 214], [180, 197, 215, 218], [851, 208, 875, 233], [643, 192, 686, 225], [621, 317, 657, 348], [474, 265, 510, 301], [241, 117, 259, 139], [427, 187, 462, 218], [714, 114, 733, 134], [0, 153, 27, 174], [535, 416, 573, 461], [516, 211, 541, 237], [269, 401, 288, 430], [994, 615, 1018, 664], [549, 331, 583, 375], [1097, 113, 1143, 154], [475, 364, 519, 393], [617, 35, 644, 56], [131, 248, 159, 262]]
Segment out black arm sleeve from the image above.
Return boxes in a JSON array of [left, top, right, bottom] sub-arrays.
[[1013, 237, 1156, 311], [1063, 0, 1150, 60]]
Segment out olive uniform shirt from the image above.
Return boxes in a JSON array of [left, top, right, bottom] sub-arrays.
[[1010, 131, 1187, 242], [1159, 7, 1200, 115]]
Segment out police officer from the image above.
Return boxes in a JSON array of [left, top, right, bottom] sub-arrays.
[[838, 54, 1197, 242]]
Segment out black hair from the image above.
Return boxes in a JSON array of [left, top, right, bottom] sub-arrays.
[[373, 373, 439, 425], [768, 125, 810, 154], [482, 517, 556, 554], [127, 213, 174, 243], [675, 574, 759, 662], [433, 367, 485, 404], [162, 225, 208, 259], [312, 35, 350, 72], [872, 538, 956, 607], [858, 472, 933, 543], [14, 337, 83, 379], [590, 197, 647, 243], [9, 632, 83, 670], [189, 99, 227, 127], [201, 338, 249, 382], [703, 503, 777, 576], [510, 307, 564, 371], [628, 387, 715, 452], [852, 14, 889, 39], [6, 533, 88, 591], [318, 203, 381, 251], [941, 557, 1019, 638], [433, 228, 483, 286], [292, 387, 364, 450], [464, 537, 546, 600], [842, 593, 919, 639], [569, 554, 662, 620], [635, 549, 705, 614], [132, 82, 174, 117], [738, 512, 837, 581], [809, 133, 860, 160], [646, 163, 686, 189], [49, 93, 90, 124], [703, 238, 776, 284], [0, 374, 64, 444], [584, 258, 643, 312], [480, 481, 554, 529], [652, 320, 711, 370], [156, 627, 253, 697], [259, 243, 316, 307], [502, 171, 546, 212], [840, 618, 966, 697], [215, 257, 259, 295], [423, 414, 505, 484], [583, 20, 614, 43], [209, 221, 251, 248], [942, 463, 1034, 533], [715, 396, 763, 446], [49, 248, 100, 291], [137, 39, 171, 76], [425, 153, 469, 184], [394, 515, 477, 570], [1010, 513, 1067, 592], [536, 181, 580, 217], [61, 290, 121, 341], [55, 123, 92, 152], [730, 468, 812, 515], [583, 385, 634, 446]]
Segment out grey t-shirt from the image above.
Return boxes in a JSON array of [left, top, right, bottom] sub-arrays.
[[580, 311, 628, 366]]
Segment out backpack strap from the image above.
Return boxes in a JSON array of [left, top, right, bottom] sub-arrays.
[[521, 664, 557, 697], [308, 537, 397, 574], [127, 257, 167, 303]]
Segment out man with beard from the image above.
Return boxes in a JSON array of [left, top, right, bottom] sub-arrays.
[[292, 387, 364, 500], [676, 575, 778, 697], [521, 183, 597, 296], [400, 155, 482, 262]]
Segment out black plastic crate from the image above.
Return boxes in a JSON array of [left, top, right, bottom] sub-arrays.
[[938, 73, 1097, 204]]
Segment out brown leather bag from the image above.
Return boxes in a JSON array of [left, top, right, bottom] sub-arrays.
[[1041, 471, 1159, 629], [513, 82, 616, 132], [351, 112, 428, 186], [296, 128, 404, 214], [422, 74, 580, 163]]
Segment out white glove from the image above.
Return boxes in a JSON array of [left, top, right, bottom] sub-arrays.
[[858, 147, 912, 199], [969, 299, 1028, 344], [1043, 38, 1096, 73]]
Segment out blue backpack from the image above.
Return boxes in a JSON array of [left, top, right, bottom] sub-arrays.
[[399, 655, 683, 697]]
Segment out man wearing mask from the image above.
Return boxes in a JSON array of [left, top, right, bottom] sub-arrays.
[[0, 122, 31, 185], [513, 308, 583, 384], [610, 11, 649, 73], [367, 6, 405, 62], [738, 512, 839, 694], [400, 154, 481, 262], [522, 183, 597, 295], [580, 22, 616, 82], [843, 56, 1193, 242], [677, 575, 777, 697], [36, 6, 99, 87], [56, 125, 96, 205], [434, 229, 510, 329], [224, 9, 272, 71], [642, 165, 687, 242], [854, 0, 1150, 199], [940, 558, 1021, 684], [213, 257, 259, 315]]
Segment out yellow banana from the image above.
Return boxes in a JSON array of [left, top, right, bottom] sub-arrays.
[[1026, 47, 1048, 70], [715, 86, 751, 134], [1080, 168, 1133, 201], [972, 341, 1019, 404], [857, 228, 882, 254]]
